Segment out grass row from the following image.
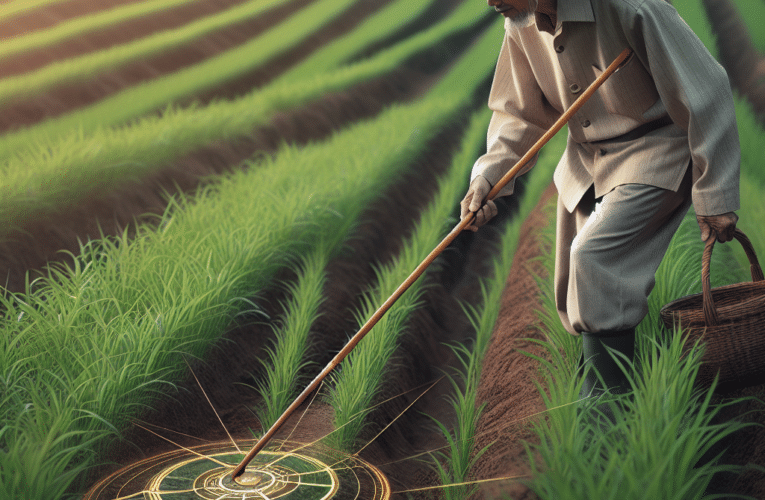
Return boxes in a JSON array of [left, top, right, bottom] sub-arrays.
[[0, 0, 489, 236], [0, 99, 456, 500], [0, 0, 200, 62], [0, 16, 504, 498]]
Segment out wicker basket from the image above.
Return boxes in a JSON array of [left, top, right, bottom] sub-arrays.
[[660, 229, 765, 393]]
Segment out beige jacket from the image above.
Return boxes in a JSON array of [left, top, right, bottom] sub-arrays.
[[472, 0, 740, 216]]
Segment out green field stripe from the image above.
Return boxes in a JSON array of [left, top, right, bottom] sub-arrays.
[[0, 1, 492, 236], [0, 0, 286, 103], [0, 0, 201, 61], [0, 0, 389, 158]]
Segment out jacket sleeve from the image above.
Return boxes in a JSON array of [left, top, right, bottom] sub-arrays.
[[471, 30, 560, 197], [624, 0, 740, 215]]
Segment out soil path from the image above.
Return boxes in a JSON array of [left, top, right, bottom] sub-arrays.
[[467, 185, 557, 500]]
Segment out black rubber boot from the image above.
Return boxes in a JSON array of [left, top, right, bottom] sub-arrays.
[[579, 329, 635, 398], [578, 329, 635, 426]]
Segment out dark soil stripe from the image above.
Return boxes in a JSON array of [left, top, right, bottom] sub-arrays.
[[0, 0, 389, 134], [0, 0, 253, 78]]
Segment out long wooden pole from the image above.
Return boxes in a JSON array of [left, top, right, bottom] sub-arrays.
[[231, 47, 633, 481]]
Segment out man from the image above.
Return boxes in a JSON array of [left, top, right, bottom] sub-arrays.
[[460, 0, 740, 402]]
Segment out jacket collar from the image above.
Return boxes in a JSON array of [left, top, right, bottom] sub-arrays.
[[557, 0, 595, 22]]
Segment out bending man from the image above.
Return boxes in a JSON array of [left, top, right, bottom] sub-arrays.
[[460, 0, 740, 401]]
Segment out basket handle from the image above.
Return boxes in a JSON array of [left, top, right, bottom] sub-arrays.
[[702, 228, 765, 326]]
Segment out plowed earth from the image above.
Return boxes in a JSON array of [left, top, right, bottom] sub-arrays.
[[1, 1, 764, 499]]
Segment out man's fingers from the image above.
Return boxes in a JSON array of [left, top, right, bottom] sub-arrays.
[[700, 225, 710, 242], [474, 200, 498, 227], [697, 212, 738, 242]]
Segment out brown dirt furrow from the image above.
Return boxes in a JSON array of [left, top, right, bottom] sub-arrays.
[[0, 0, 253, 78], [469, 183, 557, 500], [702, 0, 765, 123], [0, 0, 140, 40], [0, 0, 390, 133]]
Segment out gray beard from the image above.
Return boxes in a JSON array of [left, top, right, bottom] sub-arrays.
[[506, 9, 535, 29]]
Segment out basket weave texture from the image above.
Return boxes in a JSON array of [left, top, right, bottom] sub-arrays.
[[660, 229, 765, 392]]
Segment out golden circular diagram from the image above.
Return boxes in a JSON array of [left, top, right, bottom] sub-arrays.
[[84, 440, 391, 500]]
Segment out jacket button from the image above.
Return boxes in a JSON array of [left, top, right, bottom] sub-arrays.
[[570, 83, 581, 94], [556, 45, 565, 53], [582, 120, 591, 127]]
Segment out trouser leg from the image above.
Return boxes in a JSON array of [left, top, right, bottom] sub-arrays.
[[555, 171, 692, 335], [556, 169, 692, 402]]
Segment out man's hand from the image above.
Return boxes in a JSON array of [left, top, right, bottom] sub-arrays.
[[696, 212, 738, 242], [460, 176, 497, 232]]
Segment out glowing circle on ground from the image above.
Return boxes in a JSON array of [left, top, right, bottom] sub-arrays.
[[84, 440, 391, 500]]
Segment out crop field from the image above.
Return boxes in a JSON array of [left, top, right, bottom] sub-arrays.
[[1, 0, 764, 499]]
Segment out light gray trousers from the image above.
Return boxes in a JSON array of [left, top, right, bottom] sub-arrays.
[[555, 167, 692, 335]]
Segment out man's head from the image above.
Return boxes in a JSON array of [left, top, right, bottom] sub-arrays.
[[487, 0, 538, 27]]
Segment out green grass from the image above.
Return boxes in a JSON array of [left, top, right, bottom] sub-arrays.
[[729, 0, 765, 52], [254, 244, 330, 430]]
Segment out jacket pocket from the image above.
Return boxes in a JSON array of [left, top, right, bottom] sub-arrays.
[[592, 52, 659, 120]]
